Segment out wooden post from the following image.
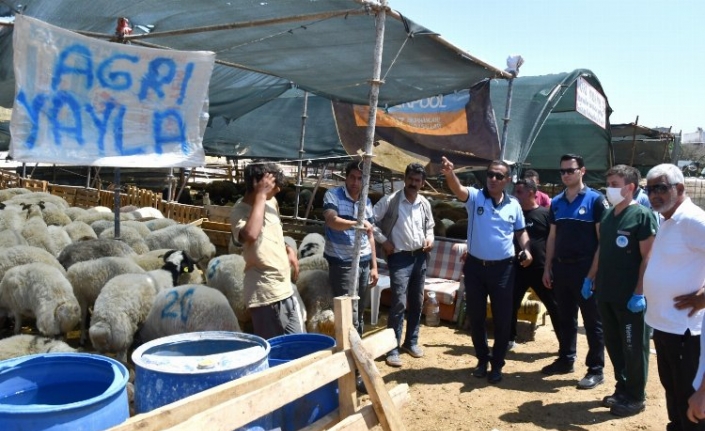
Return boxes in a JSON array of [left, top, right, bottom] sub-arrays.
[[334, 296, 358, 417], [629, 115, 639, 166]]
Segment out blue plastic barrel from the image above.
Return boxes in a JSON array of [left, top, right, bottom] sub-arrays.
[[132, 331, 270, 430], [0, 353, 129, 431], [268, 333, 338, 431]]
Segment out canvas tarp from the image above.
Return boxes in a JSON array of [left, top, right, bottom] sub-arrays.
[[611, 123, 673, 169], [490, 69, 613, 184]]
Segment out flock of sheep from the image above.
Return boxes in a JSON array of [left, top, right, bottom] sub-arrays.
[[0, 187, 336, 372]]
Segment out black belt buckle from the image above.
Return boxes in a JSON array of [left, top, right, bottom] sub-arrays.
[[399, 248, 424, 256], [471, 255, 512, 267]]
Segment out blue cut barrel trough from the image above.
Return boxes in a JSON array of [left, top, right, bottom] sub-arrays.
[[0, 353, 130, 431], [131, 331, 271, 431], [268, 333, 338, 431]]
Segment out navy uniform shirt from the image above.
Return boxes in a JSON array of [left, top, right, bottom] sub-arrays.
[[464, 187, 525, 261], [549, 186, 607, 260]]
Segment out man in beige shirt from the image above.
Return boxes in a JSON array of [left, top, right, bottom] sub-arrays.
[[230, 161, 304, 339]]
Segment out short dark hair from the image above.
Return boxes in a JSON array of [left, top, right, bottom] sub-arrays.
[[605, 164, 639, 187], [560, 154, 584, 168], [344, 160, 362, 177], [523, 169, 539, 180], [405, 163, 426, 180], [514, 178, 537, 194], [243, 161, 285, 193], [487, 160, 511, 174]]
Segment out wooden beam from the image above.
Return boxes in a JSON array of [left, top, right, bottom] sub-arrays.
[[350, 328, 407, 431], [108, 328, 396, 431], [299, 383, 410, 431], [335, 296, 359, 417]]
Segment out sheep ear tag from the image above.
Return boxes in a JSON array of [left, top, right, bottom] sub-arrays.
[[183, 267, 189, 273]]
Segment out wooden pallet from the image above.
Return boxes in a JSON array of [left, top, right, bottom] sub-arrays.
[[108, 297, 409, 431]]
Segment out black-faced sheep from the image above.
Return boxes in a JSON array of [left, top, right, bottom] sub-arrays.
[[298, 233, 325, 259], [145, 224, 215, 270], [0, 263, 80, 336], [136, 284, 240, 344], [88, 250, 194, 362]]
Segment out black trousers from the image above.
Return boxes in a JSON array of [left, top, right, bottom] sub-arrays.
[[552, 260, 604, 374], [653, 329, 705, 431], [464, 257, 515, 370], [511, 265, 561, 343]]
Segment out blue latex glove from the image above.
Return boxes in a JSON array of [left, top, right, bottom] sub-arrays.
[[581, 278, 594, 299], [627, 294, 646, 313]]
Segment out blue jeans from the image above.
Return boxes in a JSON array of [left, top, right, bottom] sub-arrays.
[[326, 258, 370, 336], [464, 257, 515, 370], [387, 252, 427, 355]]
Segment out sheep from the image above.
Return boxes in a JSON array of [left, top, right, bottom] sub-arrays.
[[136, 284, 240, 344], [63, 220, 98, 242], [283, 235, 297, 251], [47, 225, 73, 255], [143, 218, 177, 231], [38, 201, 72, 226], [67, 256, 146, 345], [76, 210, 134, 226], [145, 224, 216, 270], [88, 250, 195, 362], [91, 219, 113, 236], [99, 225, 150, 254], [0, 202, 27, 231], [57, 238, 136, 269], [64, 206, 88, 221], [130, 207, 164, 220], [0, 228, 28, 248], [298, 233, 325, 259], [20, 204, 57, 255], [0, 334, 77, 361], [5, 192, 71, 209], [0, 245, 66, 283], [205, 254, 249, 326], [0, 188, 32, 202], [121, 220, 152, 238], [298, 254, 329, 273], [130, 249, 203, 285], [0, 263, 80, 336], [295, 269, 335, 336]]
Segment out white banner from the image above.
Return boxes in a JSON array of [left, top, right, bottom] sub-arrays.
[[10, 15, 215, 167], [575, 76, 607, 129]]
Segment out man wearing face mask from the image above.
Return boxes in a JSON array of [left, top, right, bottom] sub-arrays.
[[590, 165, 657, 416]]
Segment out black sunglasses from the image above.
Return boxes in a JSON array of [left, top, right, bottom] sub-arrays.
[[486, 171, 506, 181], [559, 168, 579, 175], [644, 183, 676, 195]]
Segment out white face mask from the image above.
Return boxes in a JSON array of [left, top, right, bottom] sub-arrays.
[[606, 187, 625, 206]]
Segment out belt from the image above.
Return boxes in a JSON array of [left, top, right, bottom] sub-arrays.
[[556, 257, 590, 264], [394, 248, 425, 257], [468, 255, 514, 267]]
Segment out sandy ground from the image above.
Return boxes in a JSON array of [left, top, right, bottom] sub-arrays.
[[365, 307, 669, 431]]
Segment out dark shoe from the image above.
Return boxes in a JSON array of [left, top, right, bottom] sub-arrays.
[[577, 373, 604, 389], [541, 360, 574, 375], [610, 398, 645, 417], [356, 374, 368, 394], [385, 353, 403, 368], [401, 344, 424, 358], [602, 392, 626, 408], [487, 368, 503, 384], [472, 362, 488, 378]]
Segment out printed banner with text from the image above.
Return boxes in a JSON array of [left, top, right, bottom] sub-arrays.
[[10, 15, 215, 167]]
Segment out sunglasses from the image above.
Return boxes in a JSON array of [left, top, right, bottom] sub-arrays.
[[559, 168, 580, 175], [486, 171, 506, 181], [644, 183, 676, 195]]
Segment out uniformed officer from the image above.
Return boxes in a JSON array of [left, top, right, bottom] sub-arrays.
[[542, 154, 606, 390]]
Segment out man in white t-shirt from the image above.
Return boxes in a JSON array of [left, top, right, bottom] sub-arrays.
[[643, 163, 705, 431]]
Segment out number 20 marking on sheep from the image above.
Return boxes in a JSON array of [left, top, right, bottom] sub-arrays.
[[161, 288, 194, 323]]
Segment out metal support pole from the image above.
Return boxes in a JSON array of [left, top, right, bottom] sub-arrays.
[[113, 168, 121, 239], [499, 77, 515, 161], [167, 168, 175, 202], [86, 167, 91, 189], [347, 1, 387, 312], [629, 115, 639, 166], [294, 92, 309, 220]]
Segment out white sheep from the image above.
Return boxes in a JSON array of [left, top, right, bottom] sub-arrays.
[[298, 233, 325, 259], [121, 220, 152, 238], [64, 206, 88, 221], [0, 202, 29, 231], [88, 250, 194, 362], [63, 220, 98, 242], [0, 334, 77, 361], [0, 245, 66, 283], [143, 218, 177, 231], [205, 254, 249, 326], [47, 225, 72, 256], [0, 263, 80, 336], [295, 269, 335, 336], [91, 219, 113, 236], [0, 228, 29, 248], [38, 201, 72, 226], [20, 205, 58, 255], [99, 225, 150, 254], [5, 192, 71, 209], [130, 207, 164, 220], [298, 254, 329, 273], [57, 238, 137, 269], [0, 188, 32, 202], [136, 284, 240, 344], [76, 210, 134, 226], [145, 224, 215, 270], [67, 256, 146, 345]]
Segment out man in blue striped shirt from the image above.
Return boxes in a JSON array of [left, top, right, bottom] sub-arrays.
[[323, 161, 379, 337]]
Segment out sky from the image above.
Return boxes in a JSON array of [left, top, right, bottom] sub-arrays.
[[395, 0, 704, 134]]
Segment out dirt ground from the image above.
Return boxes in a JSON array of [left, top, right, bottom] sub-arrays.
[[366, 307, 668, 431]]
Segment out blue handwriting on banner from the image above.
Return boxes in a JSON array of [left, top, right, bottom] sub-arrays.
[[16, 42, 197, 156]]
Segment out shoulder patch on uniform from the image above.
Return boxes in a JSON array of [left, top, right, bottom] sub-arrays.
[[602, 200, 610, 209]]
